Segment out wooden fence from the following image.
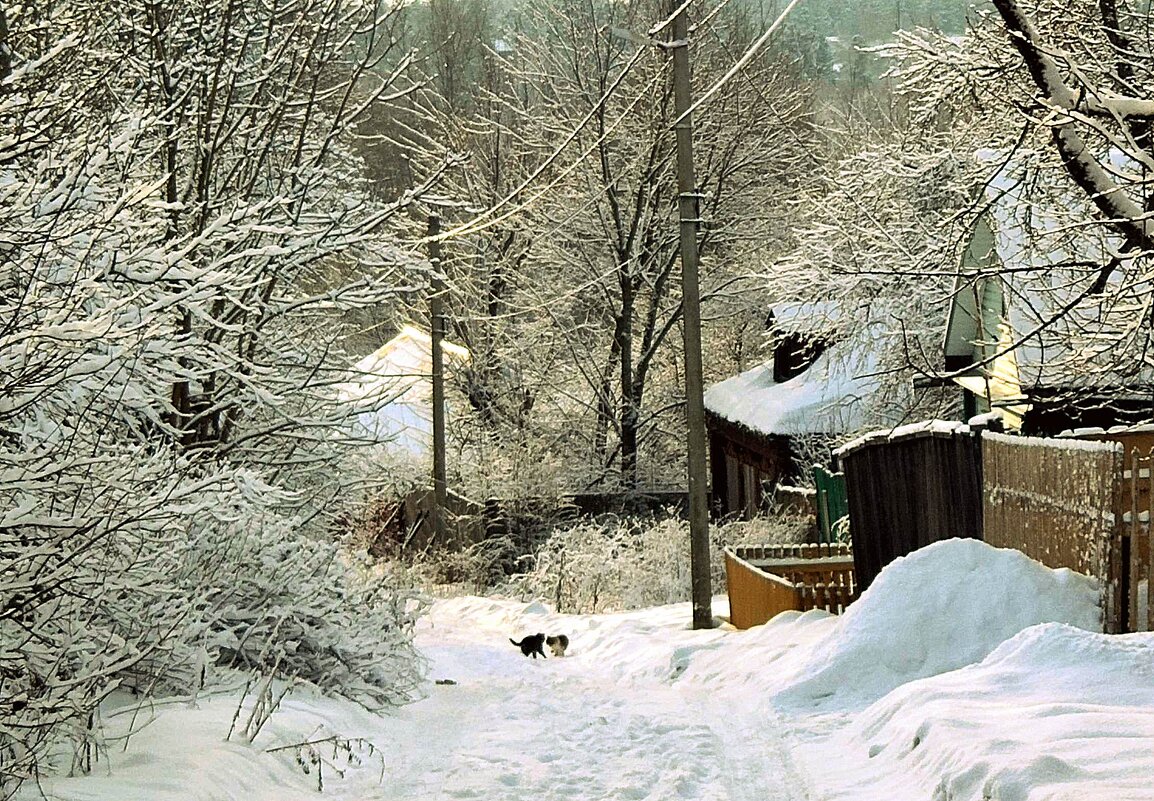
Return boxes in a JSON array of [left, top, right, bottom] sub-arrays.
[[1121, 447, 1153, 632], [836, 422, 1154, 634], [838, 422, 983, 592], [982, 432, 1118, 577], [725, 544, 858, 629], [1060, 431, 1154, 633]]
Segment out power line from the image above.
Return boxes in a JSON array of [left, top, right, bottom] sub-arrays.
[[429, 46, 649, 243], [673, 0, 805, 127]]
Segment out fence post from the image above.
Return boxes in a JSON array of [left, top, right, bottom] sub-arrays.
[[1105, 445, 1127, 634]]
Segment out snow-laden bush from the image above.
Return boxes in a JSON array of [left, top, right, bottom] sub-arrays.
[[172, 475, 426, 709], [0, 10, 428, 794], [0, 464, 427, 796], [0, 449, 197, 791], [500, 513, 809, 613]]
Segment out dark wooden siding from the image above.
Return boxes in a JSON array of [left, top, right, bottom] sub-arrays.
[[840, 426, 983, 591], [706, 411, 793, 520]]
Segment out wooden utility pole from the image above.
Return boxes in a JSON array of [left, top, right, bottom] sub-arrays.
[[428, 214, 448, 545], [670, 3, 714, 630]]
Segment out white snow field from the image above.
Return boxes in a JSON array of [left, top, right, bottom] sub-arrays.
[[21, 539, 1154, 801]]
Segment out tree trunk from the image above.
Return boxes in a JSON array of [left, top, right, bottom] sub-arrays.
[[618, 268, 638, 489]]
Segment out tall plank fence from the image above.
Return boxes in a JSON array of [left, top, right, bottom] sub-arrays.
[[982, 433, 1117, 578], [840, 423, 1154, 633], [1122, 447, 1153, 632], [838, 422, 983, 591]]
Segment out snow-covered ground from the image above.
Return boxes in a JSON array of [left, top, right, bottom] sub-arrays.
[[21, 539, 1154, 801]]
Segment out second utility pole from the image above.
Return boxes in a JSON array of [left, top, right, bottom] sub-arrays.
[[669, 3, 713, 630], [428, 213, 448, 546]]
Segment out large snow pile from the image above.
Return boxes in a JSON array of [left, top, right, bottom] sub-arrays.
[[774, 538, 1101, 710], [29, 687, 396, 801], [812, 623, 1154, 801]]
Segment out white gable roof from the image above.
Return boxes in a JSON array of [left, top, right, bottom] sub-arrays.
[[704, 304, 880, 437], [337, 325, 470, 454], [957, 150, 1147, 389]]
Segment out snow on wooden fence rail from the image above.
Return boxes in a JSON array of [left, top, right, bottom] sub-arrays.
[[724, 545, 858, 630]]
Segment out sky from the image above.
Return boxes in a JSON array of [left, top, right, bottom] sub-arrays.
[[20, 538, 1154, 801]]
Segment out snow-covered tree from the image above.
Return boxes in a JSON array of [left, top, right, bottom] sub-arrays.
[[1, 1, 437, 791], [873, 2, 1154, 396], [395, 0, 817, 493]]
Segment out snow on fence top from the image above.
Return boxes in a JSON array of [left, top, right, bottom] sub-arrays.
[[835, 420, 1127, 461], [833, 419, 971, 459], [1058, 423, 1154, 438], [984, 430, 1121, 454]]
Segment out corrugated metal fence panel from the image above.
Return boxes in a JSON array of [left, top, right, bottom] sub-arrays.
[[842, 429, 982, 592]]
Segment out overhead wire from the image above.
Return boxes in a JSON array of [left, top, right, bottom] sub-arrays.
[[387, 0, 806, 332], [672, 0, 805, 126], [428, 43, 649, 243]]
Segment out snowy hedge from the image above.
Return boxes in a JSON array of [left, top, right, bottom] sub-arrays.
[[172, 479, 426, 709], [500, 514, 808, 613], [0, 0, 431, 794]]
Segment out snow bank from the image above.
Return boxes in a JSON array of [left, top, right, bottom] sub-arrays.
[[817, 624, 1154, 801], [676, 609, 839, 693], [26, 687, 396, 801], [774, 538, 1100, 711]]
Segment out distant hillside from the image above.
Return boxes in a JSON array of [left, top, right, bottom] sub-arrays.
[[774, 0, 980, 40]]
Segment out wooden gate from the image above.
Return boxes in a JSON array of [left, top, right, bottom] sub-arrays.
[[724, 544, 858, 629]]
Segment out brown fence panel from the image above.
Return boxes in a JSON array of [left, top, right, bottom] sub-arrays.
[[726, 547, 860, 627], [724, 549, 801, 629], [1061, 431, 1154, 633], [982, 431, 1121, 630], [839, 424, 983, 592], [982, 432, 1118, 575], [1071, 429, 1154, 502], [1124, 447, 1153, 632]]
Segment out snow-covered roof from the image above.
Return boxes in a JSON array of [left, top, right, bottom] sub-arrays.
[[337, 325, 470, 454], [954, 150, 1149, 390], [704, 304, 879, 437]]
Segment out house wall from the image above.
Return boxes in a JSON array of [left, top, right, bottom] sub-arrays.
[[706, 414, 793, 520], [1022, 392, 1154, 436]]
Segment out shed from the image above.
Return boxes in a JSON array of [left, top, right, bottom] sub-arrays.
[[337, 325, 471, 455]]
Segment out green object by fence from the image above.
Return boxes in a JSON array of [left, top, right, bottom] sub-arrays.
[[814, 465, 850, 543]]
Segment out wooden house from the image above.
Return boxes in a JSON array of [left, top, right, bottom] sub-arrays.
[[942, 195, 1154, 434], [704, 303, 879, 519], [337, 324, 472, 454]]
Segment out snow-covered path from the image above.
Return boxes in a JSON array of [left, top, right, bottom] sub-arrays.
[[26, 540, 1154, 801], [376, 598, 811, 801]]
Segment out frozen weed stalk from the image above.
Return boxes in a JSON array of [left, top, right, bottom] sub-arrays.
[[267, 734, 383, 793]]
